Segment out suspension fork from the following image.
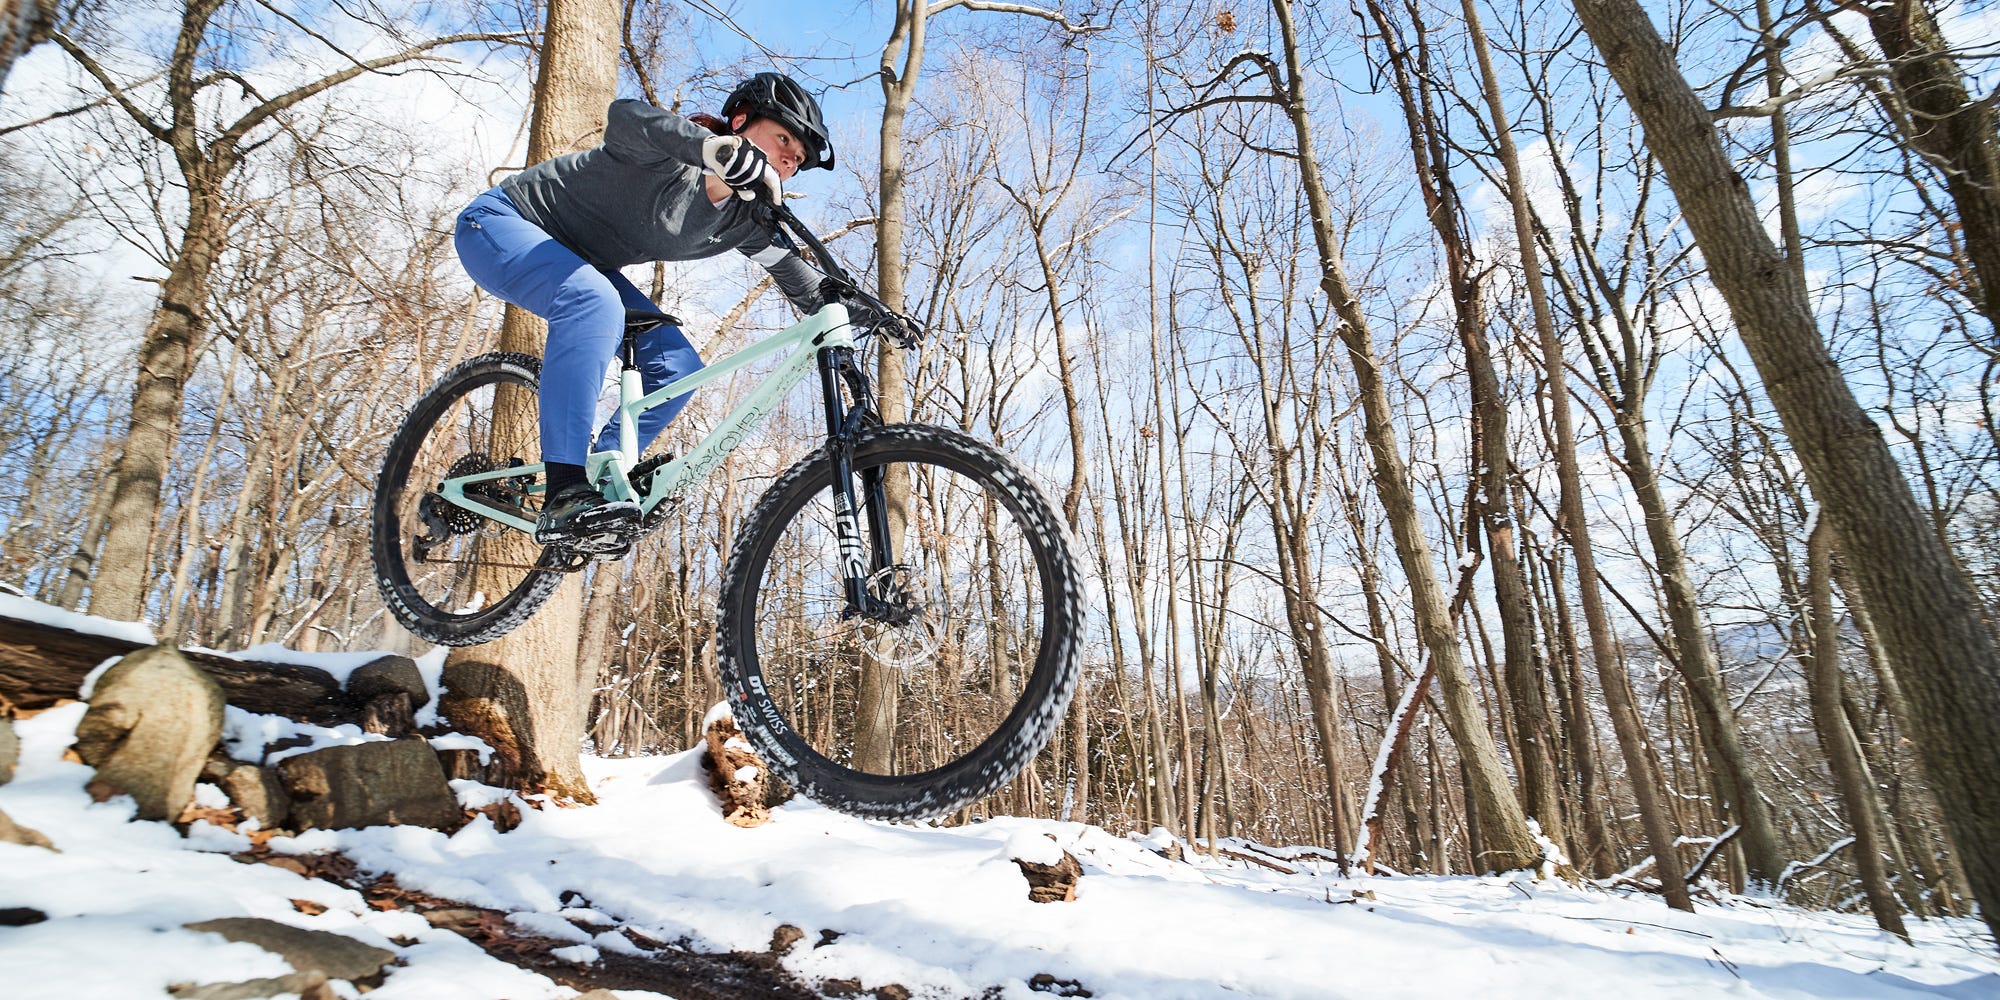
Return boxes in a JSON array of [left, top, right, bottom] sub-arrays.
[[817, 346, 896, 617]]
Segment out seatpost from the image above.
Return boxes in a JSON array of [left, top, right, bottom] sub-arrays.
[[617, 327, 641, 463]]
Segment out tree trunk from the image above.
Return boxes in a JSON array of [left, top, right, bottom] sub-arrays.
[[851, 0, 936, 774], [1615, 414, 1788, 886], [1571, 0, 2000, 942], [1363, 0, 1565, 848], [54, 468, 115, 611], [89, 193, 224, 622], [1804, 519, 1909, 941], [440, 0, 620, 802], [1865, 0, 2000, 331], [0, 0, 53, 91], [1268, 0, 1538, 872]]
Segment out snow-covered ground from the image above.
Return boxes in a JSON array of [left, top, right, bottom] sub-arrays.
[[0, 600, 1995, 998], [4, 694, 1996, 999]]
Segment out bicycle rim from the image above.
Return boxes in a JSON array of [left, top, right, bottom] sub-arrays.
[[372, 353, 560, 645]]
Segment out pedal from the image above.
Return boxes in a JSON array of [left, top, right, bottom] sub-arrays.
[[570, 522, 639, 559]]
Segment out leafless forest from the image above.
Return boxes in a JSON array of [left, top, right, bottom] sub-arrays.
[[3, 0, 1998, 942]]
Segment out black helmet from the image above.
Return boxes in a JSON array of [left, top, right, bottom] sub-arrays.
[[723, 72, 835, 171]]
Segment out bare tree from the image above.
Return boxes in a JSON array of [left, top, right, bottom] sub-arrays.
[[35, 0, 512, 621], [440, 0, 618, 801], [1177, 0, 1540, 871], [1570, 0, 2000, 942]]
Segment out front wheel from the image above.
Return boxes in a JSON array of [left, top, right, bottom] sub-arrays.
[[717, 424, 1084, 821]]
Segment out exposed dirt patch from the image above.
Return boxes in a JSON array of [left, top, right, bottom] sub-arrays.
[[231, 848, 844, 999]]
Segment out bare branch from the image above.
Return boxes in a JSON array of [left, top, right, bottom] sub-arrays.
[[0, 80, 158, 138], [46, 32, 170, 142], [1710, 63, 1885, 119], [216, 32, 528, 156], [1191, 49, 1286, 102], [925, 0, 1108, 33], [1162, 93, 1287, 117]]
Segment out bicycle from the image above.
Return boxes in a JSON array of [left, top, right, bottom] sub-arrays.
[[370, 204, 1083, 820]]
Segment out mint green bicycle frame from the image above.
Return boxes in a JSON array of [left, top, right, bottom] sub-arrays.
[[436, 302, 855, 534]]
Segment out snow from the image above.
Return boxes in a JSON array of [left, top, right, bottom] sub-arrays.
[[429, 733, 496, 765], [700, 699, 736, 732], [2, 601, 1997, 997], [4, 707, 1997, 998], [74, 656, 124, 699], [220, 707, 391, 765], [0, 593, 155, 645], [1005, 828, 1067, 866]]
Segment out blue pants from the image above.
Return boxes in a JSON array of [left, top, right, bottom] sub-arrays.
[[453, 188, 703, 466]]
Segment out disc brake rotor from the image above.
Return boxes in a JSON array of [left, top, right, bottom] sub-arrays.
[[858, 565, 942, 669]]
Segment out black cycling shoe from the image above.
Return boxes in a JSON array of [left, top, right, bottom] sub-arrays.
[[535, 484, 640, 544]]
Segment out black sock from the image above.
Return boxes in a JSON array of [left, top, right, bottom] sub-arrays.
[[545, 462, 586, 495]]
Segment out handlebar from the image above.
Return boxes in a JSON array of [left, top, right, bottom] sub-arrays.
[[769, 202, 925, 351]]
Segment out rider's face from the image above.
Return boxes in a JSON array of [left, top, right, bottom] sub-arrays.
[[731, 113, 806, 179]]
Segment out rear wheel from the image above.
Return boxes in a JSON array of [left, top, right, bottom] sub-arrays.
[[717, 424, 1083, 820], [371, 352, 564, 647]]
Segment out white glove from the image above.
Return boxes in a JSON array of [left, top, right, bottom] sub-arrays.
[[702, 134, 783, 203]]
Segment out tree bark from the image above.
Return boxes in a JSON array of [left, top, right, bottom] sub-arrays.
[[0, 612, 362, 722], [1864, 0, 2000, 332], [440, 0, 620, 802], [1571, 0, 2000, 942]]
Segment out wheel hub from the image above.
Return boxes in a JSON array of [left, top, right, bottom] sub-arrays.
[[857, 565, 941, 668]]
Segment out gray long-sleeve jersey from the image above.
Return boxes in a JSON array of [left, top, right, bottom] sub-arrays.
[[499, 99, 823, 311]]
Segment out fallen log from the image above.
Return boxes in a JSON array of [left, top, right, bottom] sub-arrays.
[[0, 612, 362, 723]]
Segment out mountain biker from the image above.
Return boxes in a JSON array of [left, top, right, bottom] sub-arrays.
[[453, 73, 838, 543]]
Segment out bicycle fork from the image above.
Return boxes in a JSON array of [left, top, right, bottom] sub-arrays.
[[816, 346, 899, 620]]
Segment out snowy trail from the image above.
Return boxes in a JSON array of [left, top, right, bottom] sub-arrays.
[[3, 701, 1996, 999]]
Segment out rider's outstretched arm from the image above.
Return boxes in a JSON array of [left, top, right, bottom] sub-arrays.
[[601, 98, 717, 169]]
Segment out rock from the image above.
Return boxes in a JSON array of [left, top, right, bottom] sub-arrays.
[[360, 692, 416, 738], [349, 657, 426, 738], [1015, 850, 1082, 904], [345, 655, 427, 703], [0, 906, 47, 925], [0, 806, 55, 850], [434, 747, 486, 782], [1026, 973, 1091, 997], [183, 917, 395, 985], [213, 762, 292, 830], [170, 971, 335, 1000], [276, 738, 459, 831], [770, 924, 804, 954], [0, 712, 17, 784], [73, 646, 225, 820]]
